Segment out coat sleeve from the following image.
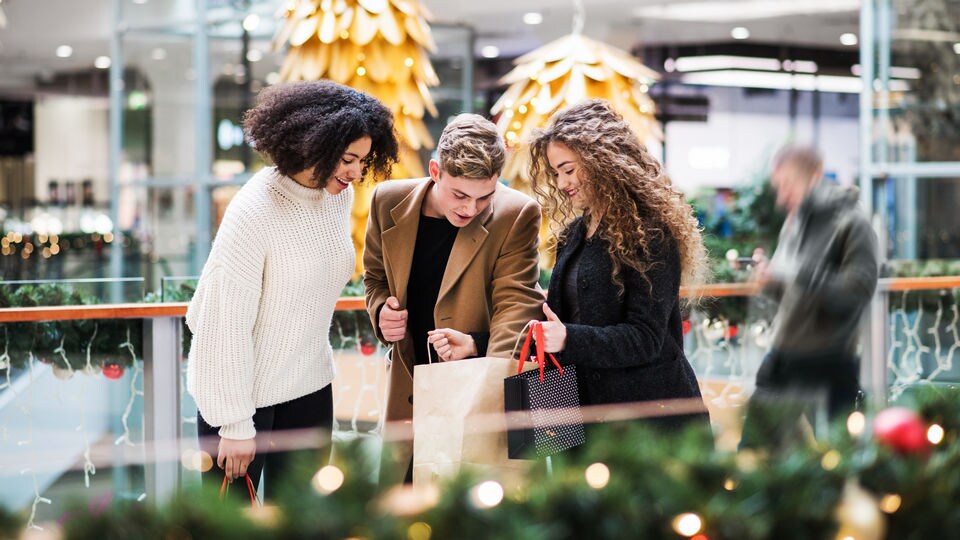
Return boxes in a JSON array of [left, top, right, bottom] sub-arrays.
[[485, 199, 547, 358], [794, 215, 878, 318], [363, 186, 391, 344], [185, 204, 266, 440], [561, 235, 680, 369]]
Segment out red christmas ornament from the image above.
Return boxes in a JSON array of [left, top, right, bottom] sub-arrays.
[[359, 338, 376, 356], [101, 363, 125, 380], [873, 407, 929, 454], [724, 324, 739, 340], [682, 320, 692, 335]]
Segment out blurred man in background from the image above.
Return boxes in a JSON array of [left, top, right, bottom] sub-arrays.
[[740, 145, 879, 450]]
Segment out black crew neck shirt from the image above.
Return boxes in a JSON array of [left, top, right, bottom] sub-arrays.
[[406, 213, 459, 365]]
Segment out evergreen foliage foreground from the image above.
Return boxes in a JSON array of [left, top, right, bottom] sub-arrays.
[[2, 386, 959, 539]]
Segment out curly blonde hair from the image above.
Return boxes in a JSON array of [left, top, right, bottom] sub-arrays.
[[529, 99, 707, 293]]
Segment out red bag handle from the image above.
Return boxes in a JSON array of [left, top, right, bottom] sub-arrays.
[[220, 474, 258, 507], [515, 321, 564, 382]]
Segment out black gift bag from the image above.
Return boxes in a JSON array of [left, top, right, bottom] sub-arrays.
[[504, 321, 585, 458]]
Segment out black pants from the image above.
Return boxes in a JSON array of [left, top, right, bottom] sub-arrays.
[[198, 384, 333, 501], [740, 349, 861, 451]]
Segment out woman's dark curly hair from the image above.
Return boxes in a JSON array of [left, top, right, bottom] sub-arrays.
[[243, 80, 399, 185]]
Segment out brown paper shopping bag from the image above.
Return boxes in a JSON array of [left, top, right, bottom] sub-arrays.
[[412, 354, 537, 488]]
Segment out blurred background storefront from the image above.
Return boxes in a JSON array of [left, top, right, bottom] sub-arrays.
[[0, 0, 956, 291]]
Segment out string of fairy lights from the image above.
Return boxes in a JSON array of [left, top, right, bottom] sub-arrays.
[[0, 231, 125, 261]]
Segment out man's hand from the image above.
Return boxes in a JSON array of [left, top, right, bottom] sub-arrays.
[[217, 437, 256, 481], [539, 303, 567, 353], [379, 296, 408, 342], [428, 328, 477, 361], [752, 260, 772, 287]]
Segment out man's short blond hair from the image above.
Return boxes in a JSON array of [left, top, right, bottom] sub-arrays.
[[436, 113, 505, 179]]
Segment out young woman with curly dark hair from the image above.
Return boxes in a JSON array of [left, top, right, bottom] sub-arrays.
[[528, 99, 710, 434], [186, 80, 398, 499]]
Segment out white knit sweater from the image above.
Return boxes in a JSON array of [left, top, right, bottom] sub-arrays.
[[186, 167, 354, 440]]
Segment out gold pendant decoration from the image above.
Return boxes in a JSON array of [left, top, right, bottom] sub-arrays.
[[492, 33, 662, 189], [274, 0, 440, 275]]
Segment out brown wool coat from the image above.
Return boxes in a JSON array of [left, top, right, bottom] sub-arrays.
[[363, 178, 544, 482]]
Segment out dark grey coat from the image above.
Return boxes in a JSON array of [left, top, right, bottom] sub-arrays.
[[765, 182, 879, 356], [548, 218, 708, 429]]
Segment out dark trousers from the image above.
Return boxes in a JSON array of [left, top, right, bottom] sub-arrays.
[[198, 384, 333, 501], [740, 349, 861, 451]]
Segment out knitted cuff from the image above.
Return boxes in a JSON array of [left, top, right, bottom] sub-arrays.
[[218, 418, 256, 440]]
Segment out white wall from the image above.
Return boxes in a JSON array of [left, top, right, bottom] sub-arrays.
[[33, 96, 110, 204], [663, 87, 859, 193]]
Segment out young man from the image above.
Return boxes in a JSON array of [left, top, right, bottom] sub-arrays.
[[740, 145, 879, 451], [363, 114, 544, 483]]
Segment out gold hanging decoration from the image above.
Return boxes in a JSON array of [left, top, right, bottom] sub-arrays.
[[492, 33, 662, 189], [274, 0, 440, 275]]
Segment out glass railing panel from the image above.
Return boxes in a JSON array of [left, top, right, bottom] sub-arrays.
[[0, 314, 146, 525], [887, 287, 960, 400], [0, 277, 145, 305], [684, 291, 775, 450]]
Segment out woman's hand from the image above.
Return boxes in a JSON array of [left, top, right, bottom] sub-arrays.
[[428, 328, 477, 361], [218, 436, 256, 481], [540, 303, 567, 353]]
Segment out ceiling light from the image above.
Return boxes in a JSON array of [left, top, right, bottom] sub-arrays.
[[840, 33, 858, 46], [246, 49, 263, 62], [681, 69, 909, 94], [94, 56, 112, 69], [132, 0, 148, 4], [890, 66, 920, 79], [480, 45, 500, 59], [675, 55, 780, 72], [634, 0, 860, 22], [243, 13, 260, 32], [523, 12, 543, 25], [266, 72, 281, 85], [731, 27, 750, 40], [788, 60, 818, 73], [56, 45, 73, 58], [954, 42, 960, 54], [151, 48, 167, 60]]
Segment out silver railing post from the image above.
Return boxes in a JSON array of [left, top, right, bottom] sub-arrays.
[[862, 286, 890, 407], [142, 316, 182, 503]]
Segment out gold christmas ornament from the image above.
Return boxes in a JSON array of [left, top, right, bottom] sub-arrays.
[[834, 480, 886, 540], [52, 365, 75, 381], [491, 32, 661, 189], [491, 31, 661, 267], [274, 0, 440, 274]]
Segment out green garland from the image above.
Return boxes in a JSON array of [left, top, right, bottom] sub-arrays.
[[0, 283, 141, 373], [1, 386, 949, 539]]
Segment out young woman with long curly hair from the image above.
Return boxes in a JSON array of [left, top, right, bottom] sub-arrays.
[[187, 80, 398, 499], [528, 99, 710, 432]]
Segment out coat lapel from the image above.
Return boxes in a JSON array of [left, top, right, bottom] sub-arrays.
[[436, 197, 493, 304], [381, 179, 432, 307]]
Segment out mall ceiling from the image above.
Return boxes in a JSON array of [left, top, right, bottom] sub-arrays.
[[0, 0, 861, 94]]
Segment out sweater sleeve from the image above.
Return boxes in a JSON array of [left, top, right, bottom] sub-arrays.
[[186, 203, 266, 440]]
